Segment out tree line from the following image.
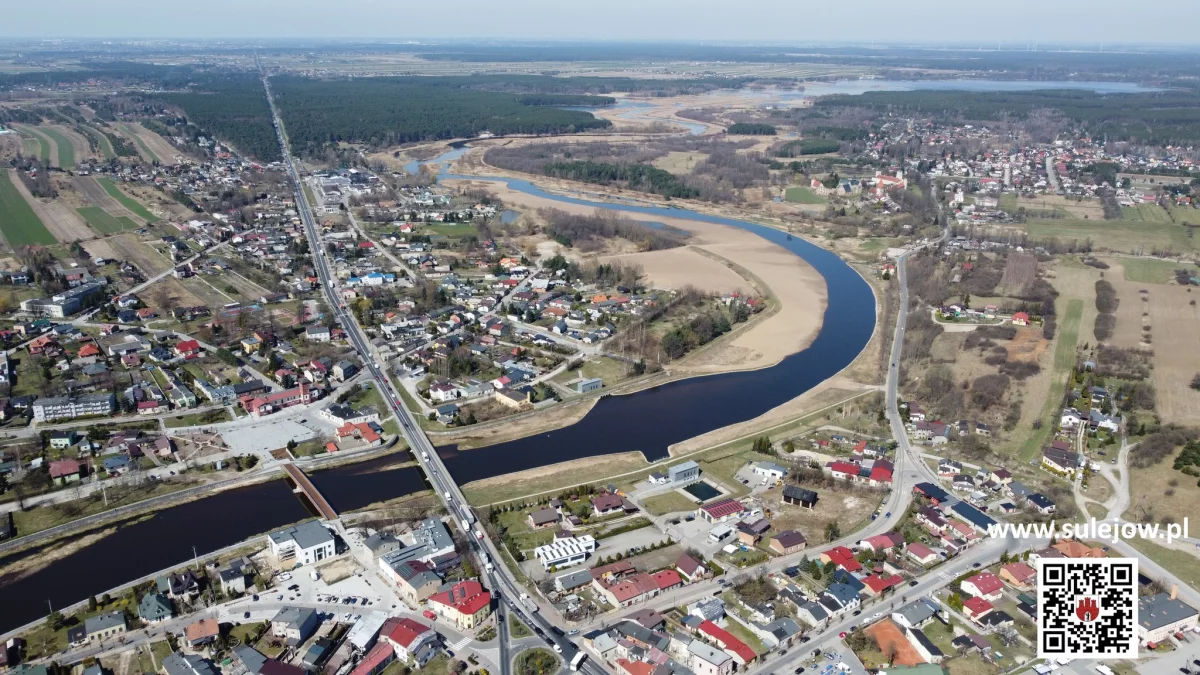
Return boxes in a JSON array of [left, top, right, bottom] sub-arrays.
[[538, 207, 688, 252], [541, 160, 699, 199], [727, 122, 776, 135]]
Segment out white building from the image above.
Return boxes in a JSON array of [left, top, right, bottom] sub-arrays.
[[267, 521, 335, 566], [533, 535, 597, 570], [32, 393, 116, 422]]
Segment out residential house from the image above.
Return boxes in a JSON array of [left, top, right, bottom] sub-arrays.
[[905, 627, 944, 664], [271, 607, 321, 645], [892, 600, 937, 630], [267, 521, 335, 566], [960, 572, 1003, 601], [999, 562, 1036, 589], [83, 612, 127, 644], [384, 618, 439, 667], [770, 530, 807, 555], [1052, 540, 1105, 558], [137, 593, 174, 625], [697, 498, 745, 524], [1042, 446, 1082, 475], [906, 543, 940, 566], [185, 619, 220, 648], [528, 507, 560, 530], [963, 596, 994, 623]]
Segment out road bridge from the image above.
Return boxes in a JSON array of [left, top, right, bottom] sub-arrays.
[[281, 462, 338, 521]]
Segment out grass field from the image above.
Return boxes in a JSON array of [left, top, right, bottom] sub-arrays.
[[1028, 217, 1196, 253], [39, 127, 75, 169], [1124, 538, 1200, 591], [96, 176, 157, 222], [1017, 298, 1082, 461], [426, 222, 479, 238], [1120, 257, 1198, 284], [77, 206, 131, 234], [1120, 204, 1173, 222], [23, 128, 51, 165], [80, 124, 116, 159], [784, 186, 827, 204], [0, 170, 56, 246], [642, 491, 700, 515], [122, 123, 159, 163]]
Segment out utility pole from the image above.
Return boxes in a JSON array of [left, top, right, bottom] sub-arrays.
[[192, 545, 199, 570]]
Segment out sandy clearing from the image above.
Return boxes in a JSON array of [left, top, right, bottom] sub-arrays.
[[600, 246, 750, 295], [6, 169, 92, 243], [106, 233, 172, 276], [79, 238, 119, 261], [0, 133, 22, 161], [447, 178, 827, 375]]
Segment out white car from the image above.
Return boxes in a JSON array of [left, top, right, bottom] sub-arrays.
[[870, 612, 882, 621]]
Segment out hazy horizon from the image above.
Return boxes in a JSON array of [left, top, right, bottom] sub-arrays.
[[4, 0, 1198, 46]]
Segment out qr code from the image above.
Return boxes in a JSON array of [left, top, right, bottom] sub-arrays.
[[1037, 558, 1138, 659]]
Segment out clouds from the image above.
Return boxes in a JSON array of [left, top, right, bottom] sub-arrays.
[[3, 0, 1197, 44]]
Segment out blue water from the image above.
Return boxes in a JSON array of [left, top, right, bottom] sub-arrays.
[[499, 209, 521, 224]]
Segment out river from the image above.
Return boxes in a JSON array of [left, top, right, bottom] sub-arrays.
[[0, 147, 874, 633]]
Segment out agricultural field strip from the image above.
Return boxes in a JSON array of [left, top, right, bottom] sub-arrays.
[[0, 170, 56, 246], [95, 176, 157, 223], [121, 123, 159, 163]]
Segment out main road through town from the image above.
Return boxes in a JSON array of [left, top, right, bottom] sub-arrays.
[[261, 71, 606, 675]]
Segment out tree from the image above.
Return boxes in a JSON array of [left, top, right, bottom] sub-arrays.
[[946, 592, 964, 612], [47, 611, 65, 630]]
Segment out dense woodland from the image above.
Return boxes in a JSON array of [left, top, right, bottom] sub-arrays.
[[727, 122, 776, 135], [813, 89, 1200, 145], [157, 75, 282, 161], [542, 161, 698, 199], [270, 77, 610, 155]]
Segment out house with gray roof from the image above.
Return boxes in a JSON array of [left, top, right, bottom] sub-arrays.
[[669, 460, 701, 484], [138, 593, 174, 624], [555, 569, 594, 593], [271, 607, 320, 645], [83, 611, 127, 643], [821, 583, 861, 615], [796, 600, 829, 628], [162, 652, 219, 675], [892, 599, 937, 629], [753, 461, 788, 480]]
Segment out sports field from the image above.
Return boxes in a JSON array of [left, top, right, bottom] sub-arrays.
[[784, 186, 826, 204], [95, 176, 157, 222], [77, 206, 137, 235], [0, 171, 56, 246]]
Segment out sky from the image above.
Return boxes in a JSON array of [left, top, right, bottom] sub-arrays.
[[4, 0, 1199, 45]]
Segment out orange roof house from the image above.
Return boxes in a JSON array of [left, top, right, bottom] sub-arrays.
[[1053, 540, 1105, 558]]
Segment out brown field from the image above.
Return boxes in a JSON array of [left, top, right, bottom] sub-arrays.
[[764, 482, 883, 542], [865, 619, 925, 666], [1016, 194, 1106, 220], [73, 176, 142, 221], [148, 276, 208, 310], [79, 238, 119, 261], [106, 233, 172, 275], [128, 123, 180, 165], [181, 275, 238, 307], [1125, 462, 1200, 527], [601, 245, 749, 295], [1007, 327, 1048, 363], [0, 132, 22, 161], [998, 252, 1038, 295], [651, 151, 707, 175], [6, 169, 92, 242], [1104, 261, 1200, 424]]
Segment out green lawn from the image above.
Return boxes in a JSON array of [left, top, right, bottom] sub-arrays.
[[1027, 218, 1196, 254], [1120, 257, 1198, 284], [96, 176, 157, 222], [165, 408, 232, 428], [122, 123, 160, 163], [1018, 298, 1082, 461], [642, 491, 700, 516], [509, 613, 533, 638], [784, 186, 827, 204], [0, 170, 56, 245], [425, 222, 479, 238], [80, 124, 116, 159], [550, 356, 629, 388], [77, 206, 129, 234], [1120, 204, 1173, 222], [39, 127, 75, 169], [23, 128, 52, 165]]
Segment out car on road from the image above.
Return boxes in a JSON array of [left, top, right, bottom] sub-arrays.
[[909, 580, 920, 587], [569, 629, 580, 635], [552, 644, 562, 653], [885, 512, 891, 518], [870, 613, 882, 621], [848, 625, 856, 632], [800, 636, 810, 643], [838, 632, 846, 638], [795, 668, 806, 674], [244, 612, 251, 619], [252, 595, 259, 601], [972, 562, 981, 567], [712, 589, 723, 596]]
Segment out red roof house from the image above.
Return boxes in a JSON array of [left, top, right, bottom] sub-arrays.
[[964, 596, 995, 621]]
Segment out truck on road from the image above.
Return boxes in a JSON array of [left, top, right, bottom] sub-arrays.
[[570, 652, 587, 671]]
